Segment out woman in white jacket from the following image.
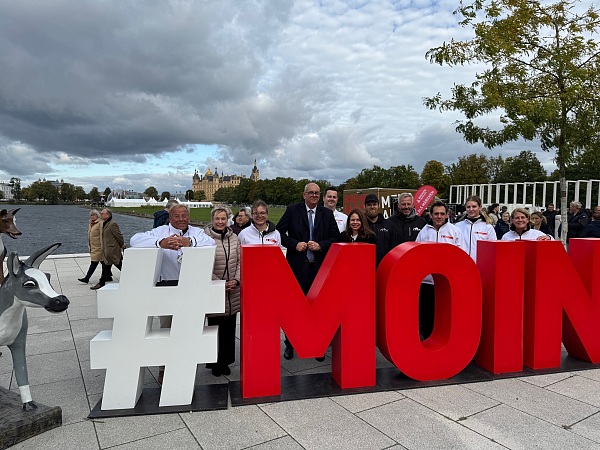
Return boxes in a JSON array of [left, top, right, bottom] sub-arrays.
[[501, 208, 553, 241], [455, 195, 497, 262], [238, 200, 281, 246]]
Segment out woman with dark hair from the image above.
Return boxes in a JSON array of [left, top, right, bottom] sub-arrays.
[[530, 211, 551, 235], [495, 211, 511, 239], [338, 209, 377, 244], [204, 206, 240, 376], [455, 195, 496, 262], [487, 203, 500, 226], [502, 208, 552, 241]]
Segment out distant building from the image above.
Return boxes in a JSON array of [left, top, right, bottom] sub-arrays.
[[192, 160, 260, 201], [0, 182, 13, 200]]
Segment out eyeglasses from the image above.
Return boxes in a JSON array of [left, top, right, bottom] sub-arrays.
[[253, 211, 268, 216], [304, 191, 320, 196]]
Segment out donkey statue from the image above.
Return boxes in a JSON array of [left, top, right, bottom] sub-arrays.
[[1, 208, 22, 285], [0, 243, 70, 410]]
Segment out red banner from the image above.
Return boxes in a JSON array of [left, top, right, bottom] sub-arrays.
[[414, 185, 437, 216]]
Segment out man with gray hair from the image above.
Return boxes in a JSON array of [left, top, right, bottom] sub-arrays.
[[567, 201, 589, 241], [153, 199, 179, 228], [376, 192, 427, 265], [231, 206, 252, 235]]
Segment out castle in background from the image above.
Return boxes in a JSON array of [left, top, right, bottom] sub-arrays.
[[192, 160, 259, 201]]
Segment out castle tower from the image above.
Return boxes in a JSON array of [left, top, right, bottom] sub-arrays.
[[251, 159, 260, 182]]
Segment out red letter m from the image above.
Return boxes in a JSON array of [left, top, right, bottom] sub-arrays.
[[240, 244, 376, 398]]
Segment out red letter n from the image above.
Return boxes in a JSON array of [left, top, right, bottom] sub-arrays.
[[523, 239, 600, 369], [240, 243, 376, 399]]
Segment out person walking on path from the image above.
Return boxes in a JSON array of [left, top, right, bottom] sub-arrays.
[[78, 209, 103, 284]]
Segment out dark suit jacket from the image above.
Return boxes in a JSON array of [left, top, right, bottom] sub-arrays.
[[276, 202, 340, 291]]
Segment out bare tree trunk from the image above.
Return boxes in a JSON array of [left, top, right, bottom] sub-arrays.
[[560, 169, 568, 249]]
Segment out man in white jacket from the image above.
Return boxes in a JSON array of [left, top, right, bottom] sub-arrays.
[[130, 204, 215, 282], [415, 201, 467, 339], [129, 204, 215, 383]]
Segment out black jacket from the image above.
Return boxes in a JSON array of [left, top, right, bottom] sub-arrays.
[[582, 220, 600, 238], [376, 210, 427, 265], [567, 210, 589, 240], [367, 213, 385, 234]]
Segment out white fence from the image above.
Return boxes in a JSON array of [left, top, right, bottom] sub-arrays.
[[450, 180, 600, 210]]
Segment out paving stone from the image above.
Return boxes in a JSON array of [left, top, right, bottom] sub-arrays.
[[182, 404, 287, 450], [70, 317, 113, 340], [518, 372, 574, 387], [0, 352, 14, 375], [66, 304, 99, 321], [466, 377, 597, 426], [463, 404, 600, 450], [546, 375, 600, 408], [246, 435, 305, 449], [262, 397, 395, 450], [357, 397, 502, 450], [570, 410, 600, 443], [26, 313, 70, 334], [25, 329, 75, 356], [0, 372, 11, 388], [9, 420, 99, 450], [400, 384, 500, 420], [25, 377, 90, 425], [109, 427, 201, 449], [573, 368, 600, 383], [12, 349, 81, 386], [64, 293, 98, 308], [74, 336, 91, 362], [94, 410, 187, 448], [331, 391, 405, 413]]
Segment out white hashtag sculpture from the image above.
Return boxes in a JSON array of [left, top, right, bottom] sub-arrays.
[[90, 246, 224, 409]]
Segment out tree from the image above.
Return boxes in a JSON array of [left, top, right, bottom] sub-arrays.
[[213, 187, 235, 203], [160, 191, 171, 201], [74, 186, 86, 201], [144, 186, 159, 199], [193, 190, 207, 201], [495, 151, 547, 183], [89, 187, 101, 202], [421, 160, 451, 199], [446, 154, 491, 186], [28, 180, 59, 204], [425, 0, 600, 244], [9, 177, 21, 200], [185, 189, 194, 201], [60, 183, 76, 202], [103, 187, 111, 198]]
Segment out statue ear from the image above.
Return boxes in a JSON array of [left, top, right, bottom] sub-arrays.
[[7, 252, 21, 277]]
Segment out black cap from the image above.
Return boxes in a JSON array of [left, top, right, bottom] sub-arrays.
[[364, 194, 378, 205]]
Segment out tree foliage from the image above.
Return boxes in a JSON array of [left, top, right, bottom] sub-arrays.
[[425, 0, 600, 242], [160, 191, 171, 201], [144, 186, 159, 199], [495, 150, 547, 183], [193, 190, 207, 201], [421, 160, 451, 198], [343, 165, 421, 190], [9, 177, 21, 200], [88, 187, 101, 202]]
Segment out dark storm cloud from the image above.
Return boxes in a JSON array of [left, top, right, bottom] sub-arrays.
[[0, 0, 297, 160]]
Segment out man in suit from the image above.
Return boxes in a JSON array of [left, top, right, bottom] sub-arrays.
[[276, 182, 340, 360]]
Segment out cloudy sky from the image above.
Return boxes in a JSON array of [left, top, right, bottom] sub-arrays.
[[0, 0, 554, 194]]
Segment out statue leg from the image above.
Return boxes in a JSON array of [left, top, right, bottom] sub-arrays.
[[8, 313, 36, 409]]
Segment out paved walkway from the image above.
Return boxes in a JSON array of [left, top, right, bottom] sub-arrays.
[[2, 255, 600, 449]]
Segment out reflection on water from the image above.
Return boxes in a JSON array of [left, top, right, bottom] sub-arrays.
[[1, 205, 153, 256]]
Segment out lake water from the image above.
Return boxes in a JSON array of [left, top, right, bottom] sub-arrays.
[[2, 205, 153, 256]]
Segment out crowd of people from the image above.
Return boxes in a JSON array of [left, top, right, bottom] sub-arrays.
[[81, 187, 600, 377]]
